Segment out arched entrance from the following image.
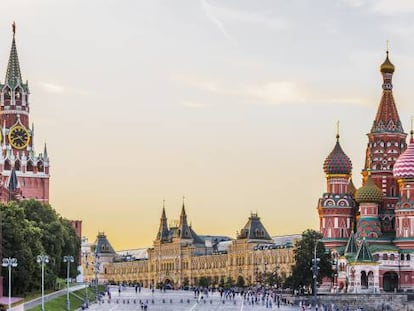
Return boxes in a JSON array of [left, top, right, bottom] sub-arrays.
[[383, 272, 398, 292], [361, 271, 368, 289]]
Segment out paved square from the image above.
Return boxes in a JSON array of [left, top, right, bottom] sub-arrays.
[[85, 286, 298, 310]]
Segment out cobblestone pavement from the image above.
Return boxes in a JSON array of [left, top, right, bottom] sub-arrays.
[[85, 286, 298, 310]]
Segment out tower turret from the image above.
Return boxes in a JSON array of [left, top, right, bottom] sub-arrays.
[[156, 202, 170, 242], [364, 49, 407, 235], [318, 129, 356, 248], [355, 172, 383, 240], [0, 24, 49, 203]]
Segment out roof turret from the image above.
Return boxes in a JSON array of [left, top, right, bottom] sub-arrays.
[[394, 130, 414, 179], [5, 22, 24, 89], [371, 50, 404, 133], [380, 51, 395, 74], [344, 231, 358, 255], [237, 213, 272, 241], [355, 173, 383, 203], [323, 134, 352, 175], [355, 238, 373, 262]]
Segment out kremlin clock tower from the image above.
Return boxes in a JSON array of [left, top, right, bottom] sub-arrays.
[[0, 24, 49, 202]]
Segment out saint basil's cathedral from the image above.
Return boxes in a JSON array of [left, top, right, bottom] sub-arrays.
[[318, 50, 414, 293]]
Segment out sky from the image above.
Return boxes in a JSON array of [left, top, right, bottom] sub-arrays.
[[1, 0, 414, 250]]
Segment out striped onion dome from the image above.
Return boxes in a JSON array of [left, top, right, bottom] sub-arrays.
[[355, 174, 383, 204], [323, 135, 352, 175], [394, 135, 414, 179]]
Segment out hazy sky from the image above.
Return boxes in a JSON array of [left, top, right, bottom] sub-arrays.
[[2, 0, 414, 250]]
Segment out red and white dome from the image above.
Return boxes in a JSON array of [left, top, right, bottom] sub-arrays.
[[394, 138, 414, 179]]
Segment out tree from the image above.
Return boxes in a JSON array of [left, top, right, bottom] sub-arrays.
[[236, 275, 245, 288], [224, 276, 234, 289], [198, 276, 209, 288], [285, 229, 332, 293], [1, 200, 80, 296]]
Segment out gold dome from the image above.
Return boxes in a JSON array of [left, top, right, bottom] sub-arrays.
[[380, 51, 395, 74]]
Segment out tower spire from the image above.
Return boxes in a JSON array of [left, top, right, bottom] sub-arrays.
[[336, 120, 340, 141], [5, 22, 23, 88], [371, 49, 403, 134]]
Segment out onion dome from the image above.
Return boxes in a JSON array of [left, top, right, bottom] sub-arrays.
[[394, 133, 414, 179], [323, 135, 352, 175], [355, 174, 383, 203], [380, 51, 395, 74]]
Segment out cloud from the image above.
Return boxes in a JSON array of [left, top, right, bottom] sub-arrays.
[[371, 0, 414, 15], [39, 82, 64, 94], [200, 0, 234, 41], [200, 0, 287, 41], [180, 100, 206, 108], [246, 81, 305, 104], [172, 74, 367, 106], [38, 82, 90, 96]]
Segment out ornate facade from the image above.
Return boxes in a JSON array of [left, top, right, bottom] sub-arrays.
[[318, 50, 414, 293], [83, 205, 299, 289]]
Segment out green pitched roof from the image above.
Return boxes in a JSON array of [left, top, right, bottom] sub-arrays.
[[5, 34, 22, 89], [355, 238, 373, 262], [344, 231, 358, 255]]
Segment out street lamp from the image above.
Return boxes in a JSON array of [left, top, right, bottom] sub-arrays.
[[63, 255, 74, 311], [37, 255, 49, 311], [82, 251, 90, 308], [2, 257, 17, 310], [93, 251, 100, 303], [312, 240, 321, 306]]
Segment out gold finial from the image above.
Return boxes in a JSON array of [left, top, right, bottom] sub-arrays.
[[336, 120, 340, 141], [163, 199, 165, 208], [386, 40, 389, 54], [12, 21, 16, 37], [411, 116, 414, 140], [182, 195, 185, 206]]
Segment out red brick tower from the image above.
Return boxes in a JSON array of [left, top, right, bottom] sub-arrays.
[[318, 131, 356, 248], [363, 50, 406, 235], [0, 24, 49, 202]]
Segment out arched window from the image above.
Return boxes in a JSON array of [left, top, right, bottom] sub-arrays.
[[14, 159, 20, 171], [407, 254, 411, 261], [37, 161, 44, 172], [27, 161, 33, 172], [390, 254, 395, 261], [401, 253, 405, 261], [361, 271, 368, 289], [4, 160, 11, 170], [383, 254, 388, 260]]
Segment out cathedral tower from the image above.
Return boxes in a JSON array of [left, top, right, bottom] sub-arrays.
[[393, 130, 414, 248], [318, 131, 356, 248], [0, 24, 49, 202], [363, 50, 406, 234]]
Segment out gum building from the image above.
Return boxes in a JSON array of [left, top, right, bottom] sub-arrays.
[[83, 204, 299, 289]]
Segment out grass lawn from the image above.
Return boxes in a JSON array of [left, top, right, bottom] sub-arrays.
[[27, 287, 97, 311]]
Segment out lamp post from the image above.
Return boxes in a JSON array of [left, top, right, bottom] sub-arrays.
[[37, 255, 49, 311], [312, 240, 321, 306], [2, 257, 17, 310], [82, 251, 90, 308], [93, 251, 100, 303], [63, 255, 74, 311]]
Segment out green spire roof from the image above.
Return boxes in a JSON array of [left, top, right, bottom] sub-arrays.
[[355, 238, 373, 262], [5, 33, 23, 89], [344, 231, 358, 255]]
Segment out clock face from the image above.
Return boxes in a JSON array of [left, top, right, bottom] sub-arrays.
[[8, 126, 30, 149]]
